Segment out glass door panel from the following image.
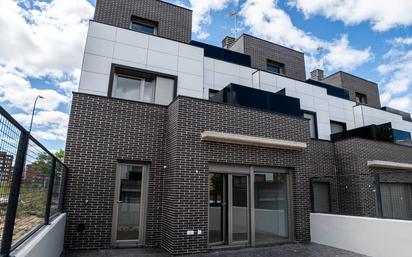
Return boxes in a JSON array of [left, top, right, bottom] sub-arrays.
[[254, 172, 289, 244], [116, 165, 143, 241], [209, 173, 226, 244], [231, 175, 249, 243]]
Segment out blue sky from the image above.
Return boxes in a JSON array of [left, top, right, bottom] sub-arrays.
[[1, 0, 412, 152]]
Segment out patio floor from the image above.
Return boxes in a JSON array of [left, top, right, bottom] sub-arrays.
[[65, 243, 369, 257]]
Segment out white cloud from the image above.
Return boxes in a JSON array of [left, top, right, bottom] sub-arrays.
[[13, 110, 69, 141], [323, 35, 372, 71], [239, 0, 371, 72], [289, 0, 412, 32], [0, 67, 69, 112], [378, 37, 412, 112], [188, 0, 235, 39], [389, 36, 412, 46], [0, 0, 93, 146]]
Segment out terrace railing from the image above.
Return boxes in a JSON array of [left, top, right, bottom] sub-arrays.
[[0, 106, 68, 257]]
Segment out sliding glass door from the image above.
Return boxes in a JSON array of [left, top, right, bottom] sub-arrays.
[[254, 172, 289, 244], [208, 166, 292, 247]]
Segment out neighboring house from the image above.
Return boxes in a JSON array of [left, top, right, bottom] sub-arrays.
[[64, 0, 412, 255]]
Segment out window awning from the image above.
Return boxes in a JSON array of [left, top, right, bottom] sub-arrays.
[[367, 160, 412, 171], [200, 131, 307, 151]]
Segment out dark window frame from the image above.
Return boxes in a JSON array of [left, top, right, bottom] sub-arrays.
[[330, 120, 347, 135], [130, 16, 158, 35], [355, 92, 368, 105], [302, 110, 318, 139], [267, 59, 285, 74], [310, 180, 332, 213], [108, 64, 177, 104]]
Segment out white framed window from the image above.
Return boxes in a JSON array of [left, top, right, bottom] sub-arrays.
[[113, 74, 155, 103]]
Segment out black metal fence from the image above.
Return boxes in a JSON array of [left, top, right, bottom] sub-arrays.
[[311, 171, 412, 221], [0, 106, 68, 257]]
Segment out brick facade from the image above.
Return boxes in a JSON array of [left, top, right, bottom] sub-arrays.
[[64, 93, 412, 254], [333, 138, 412, 216], [322, 72, 381, 108], [94, 0, 192, 43], [64, 93, 340, 254], [229, 35, 306, 81]]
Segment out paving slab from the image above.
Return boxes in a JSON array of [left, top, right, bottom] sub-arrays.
[[66, 243, 369, 257]]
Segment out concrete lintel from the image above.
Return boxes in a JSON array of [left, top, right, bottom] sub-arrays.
[[200, 131, 307, 151], [367, 160, 412, 171]]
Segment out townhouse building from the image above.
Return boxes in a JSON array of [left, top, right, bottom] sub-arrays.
[[64, 0, 412, 254]]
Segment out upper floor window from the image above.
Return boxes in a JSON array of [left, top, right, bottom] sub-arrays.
[[130, 17, 158, 35], [113, 74, 155, 103], [302, 110, 318, 139], [267, 60, 285, 74], [330, 120, 347, 135], [109, 65, 176, 105], [355, 92, 367, 104]]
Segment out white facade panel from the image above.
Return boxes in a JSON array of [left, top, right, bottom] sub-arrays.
[[79, 71, 109, 96], [178, 57, 203, 77], [113, 43, 147, 64], [82, 53, 112, 75], [178, 43, 203, 61], [85, 36, 114, 57], [177, 72, 203, 92], [88, 22, 116, 41], [115, 28, 149, 49], [147, 50, 178, 71], [148, 36, 179, 55]]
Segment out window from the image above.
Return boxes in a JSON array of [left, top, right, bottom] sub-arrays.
[[380, 183, 412, 220], [302, 110, 318, 139], [330, 120, 346, 135], [209, 89, 219, 100], [355, 92, 367, 104], [312, 182, 331, 213], [110, 65, 176, 105], [113, 74, 155, 103], [393, 129, 412, 146], [267, 60, 285, 74], [130, 17, 157, 35]]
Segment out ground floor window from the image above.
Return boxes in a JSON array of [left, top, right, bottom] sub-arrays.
[[208, 165, 291, 247], [380, 183, 412, 220], [311, 182, 331, 213]]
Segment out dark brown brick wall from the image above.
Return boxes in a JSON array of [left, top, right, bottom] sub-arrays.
[[322, 72, 381, 108], [67, 93, 412, 255], [94, 0, 192, 43], [65, 93, 341, 254], [230, 35, 306, 81], [334, 138, 412, 216], [64, 93, 167, 249]]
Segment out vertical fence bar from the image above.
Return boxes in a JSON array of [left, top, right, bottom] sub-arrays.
[[0, 131, 29, 257], [44, 156, 56, 224], [374, 173, 383, 218], [58, 166, 67, 212]]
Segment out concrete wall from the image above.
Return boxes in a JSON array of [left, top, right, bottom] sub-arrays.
[[311, 213, 412, 257], [11, 214, 66, 257]]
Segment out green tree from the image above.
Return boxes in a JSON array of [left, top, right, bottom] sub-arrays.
[[55, 150, 64, 161]]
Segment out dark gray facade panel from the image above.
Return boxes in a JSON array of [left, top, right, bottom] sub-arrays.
[[322, 72, 381, 108], [229, 35, 306, 81], [94, 0, 192, 43]]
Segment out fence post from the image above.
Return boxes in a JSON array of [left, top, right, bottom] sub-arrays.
[[374, 173, 383, 218], [58, 166, 67, 212], [44, 156, 56, 224], [0, 131, 29, 257]]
